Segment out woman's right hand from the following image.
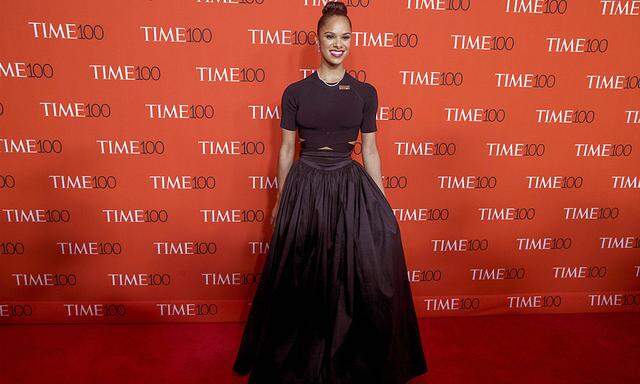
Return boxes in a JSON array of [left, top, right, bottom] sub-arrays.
[[270, 198, 280, 225]]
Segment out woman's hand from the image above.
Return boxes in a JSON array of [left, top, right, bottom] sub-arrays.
[[270, 197, 280, 225]]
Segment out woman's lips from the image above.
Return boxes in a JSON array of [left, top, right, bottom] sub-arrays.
[[329, 50, 344, 58]]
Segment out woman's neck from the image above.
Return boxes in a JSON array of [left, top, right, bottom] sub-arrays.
[[316, 63, 345, 83]]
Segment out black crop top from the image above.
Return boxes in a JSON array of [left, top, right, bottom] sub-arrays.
[[279, 70, 378, 153]]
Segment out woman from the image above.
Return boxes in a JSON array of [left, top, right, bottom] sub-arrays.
[[232, 2, 428, 383]]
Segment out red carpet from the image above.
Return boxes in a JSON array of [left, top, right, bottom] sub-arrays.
[[1, 313, 638, 383]]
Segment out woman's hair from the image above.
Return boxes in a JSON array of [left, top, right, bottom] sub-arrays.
[[317, 1, 351, 34]]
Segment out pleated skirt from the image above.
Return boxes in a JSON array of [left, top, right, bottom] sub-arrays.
[[232, 149, 428, 383]]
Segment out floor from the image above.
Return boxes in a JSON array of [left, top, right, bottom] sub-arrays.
[[1, 312, 638, 383]]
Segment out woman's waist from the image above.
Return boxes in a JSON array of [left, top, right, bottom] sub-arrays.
[[298, 149, 355, 170], [299, 136, 357, 155]]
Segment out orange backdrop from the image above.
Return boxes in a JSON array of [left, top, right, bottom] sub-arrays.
[[1, 0, 639, 323]]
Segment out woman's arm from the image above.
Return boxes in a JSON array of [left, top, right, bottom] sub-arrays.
[[270, 129, 296, 225], [276, 129, 297, 201], [361, 132, 386, 198]]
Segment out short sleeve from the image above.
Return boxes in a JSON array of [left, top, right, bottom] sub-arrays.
[[360, 84, 378, 133], [279, 85, 298, 131]]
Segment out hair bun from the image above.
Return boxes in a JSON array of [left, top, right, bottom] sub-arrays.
[[322, 1, 348, 16]]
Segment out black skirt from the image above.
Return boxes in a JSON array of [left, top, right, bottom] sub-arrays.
[[232, 149, 428, 383]]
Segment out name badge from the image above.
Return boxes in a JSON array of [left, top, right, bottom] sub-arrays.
[[339, 85, 350, 90]]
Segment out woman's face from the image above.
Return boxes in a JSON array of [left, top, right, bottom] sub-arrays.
[[317, 16, 351, 66]]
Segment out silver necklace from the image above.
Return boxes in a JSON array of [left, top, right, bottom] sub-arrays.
[[317, 69, 345, 87]]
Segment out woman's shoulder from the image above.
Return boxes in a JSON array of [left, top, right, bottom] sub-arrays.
[[346, 72, 378, 100], [282, 73, 313, 95], [345, 70, 375, 89]]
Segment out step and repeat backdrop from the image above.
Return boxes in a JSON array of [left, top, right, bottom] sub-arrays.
[[1, 1, 639, 323]]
